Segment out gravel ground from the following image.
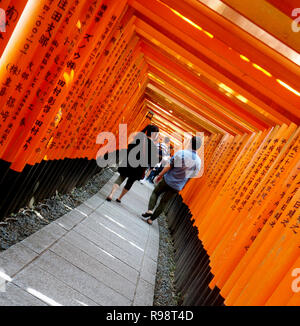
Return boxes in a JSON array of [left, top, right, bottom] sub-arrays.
[[0, 168, 182, 306], [154, 215, 183, 306]]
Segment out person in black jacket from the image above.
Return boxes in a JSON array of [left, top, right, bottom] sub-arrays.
[[106, 124, 159, 203]]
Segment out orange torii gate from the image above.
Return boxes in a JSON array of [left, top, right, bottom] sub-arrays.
[[0, 0, 299, 306]]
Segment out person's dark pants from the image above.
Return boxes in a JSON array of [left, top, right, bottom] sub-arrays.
[[147, 170, 156, 183], [114, 174, 136, 191], [148, 178, 178, 221]]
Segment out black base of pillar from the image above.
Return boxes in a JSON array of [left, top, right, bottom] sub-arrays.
[[166, 195, 225, 306], [0, 158, 102, 221]]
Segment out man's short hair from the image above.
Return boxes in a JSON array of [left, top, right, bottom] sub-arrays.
[[164, 136, 170, 144], [191, 136, 202, 151]]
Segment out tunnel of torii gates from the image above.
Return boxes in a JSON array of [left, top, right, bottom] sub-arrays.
[[0, 0, 299, 306]]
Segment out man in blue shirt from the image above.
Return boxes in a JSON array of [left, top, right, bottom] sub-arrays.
[[142, 136, 202, 225]]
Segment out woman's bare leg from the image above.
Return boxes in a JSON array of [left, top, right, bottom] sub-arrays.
[[117, 188, 129, 201], [107, 183, 120, 200]]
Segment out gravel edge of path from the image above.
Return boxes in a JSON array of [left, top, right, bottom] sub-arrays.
[[153, 214, 183, 306]]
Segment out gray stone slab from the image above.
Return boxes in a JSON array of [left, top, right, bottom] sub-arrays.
[[98, 203, 149, 232], [0, 282, 47, 306], [50, 239, 136, 300], [144, 221, 159, 262], [84, 194, 104, 210], [74, 203, 93, 216], [133, 278, 154, 306], [73, 224, 142, 269], [20, 223, 67, 254], [148, 232, 160, 247], [81, 216, 145, 261], [148, 238, 160, 253], [0, 257, 7, 292], [54, 209, 87, 231], [91, 193, 107, 202], [121, 193, 152, 212], [0, 243, 38, 276], [63, 231, 139, 284], [98, 186, 113, 197], [93, 191, 105, 199], [98, 187, 115, 199], [87, 211, 148, 247], [12, 265, 98, 306], [144, 243, 159, 263], [149, 220, 160, 239], [34, 250, 131, 306], [140, 256, 157, 286], [98, 201, 149, 226]]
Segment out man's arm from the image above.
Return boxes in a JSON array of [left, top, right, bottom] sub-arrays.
[[155, 152, 177, 183], [155, 165, 172, 183]]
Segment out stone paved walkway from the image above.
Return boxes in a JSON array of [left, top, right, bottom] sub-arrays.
[[0, 174, 159, 306]]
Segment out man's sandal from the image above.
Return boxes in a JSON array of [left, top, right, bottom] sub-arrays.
[[142, 212, 153, 218]]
